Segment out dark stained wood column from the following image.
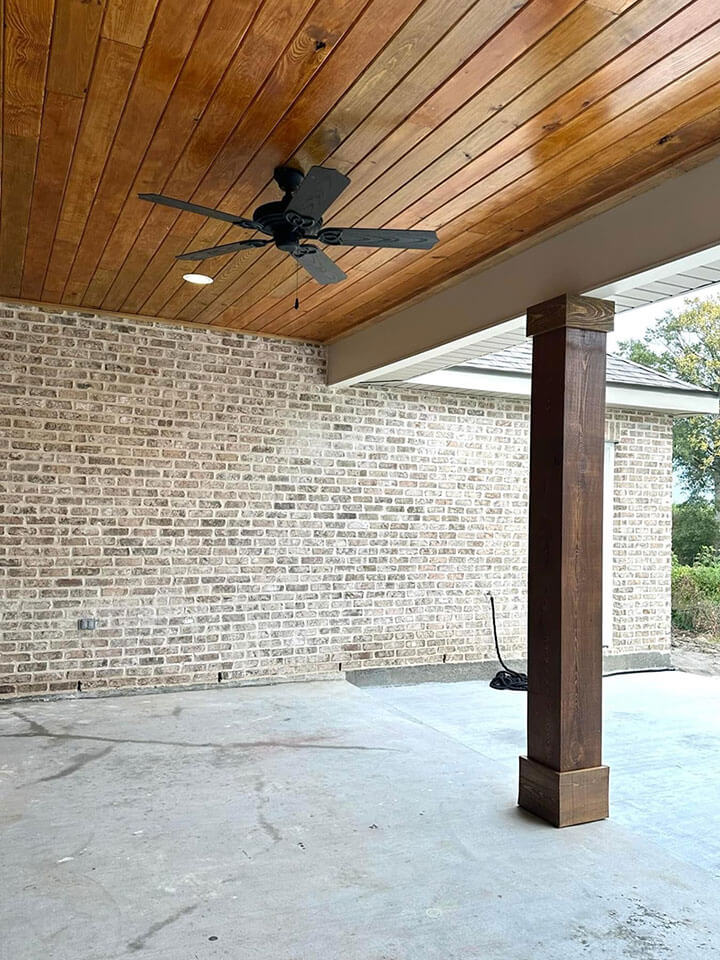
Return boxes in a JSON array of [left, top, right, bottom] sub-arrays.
[[518, 293, 615, 828]]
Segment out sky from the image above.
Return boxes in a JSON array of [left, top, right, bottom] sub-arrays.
[[608, 281, 720, 503]]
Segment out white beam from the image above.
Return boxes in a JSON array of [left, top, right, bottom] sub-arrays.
[[328, 156, 720, 387]]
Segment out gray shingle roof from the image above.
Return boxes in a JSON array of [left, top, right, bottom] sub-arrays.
[[459, 341, 714, 394]]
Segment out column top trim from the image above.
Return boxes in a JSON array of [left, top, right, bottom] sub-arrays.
[[526, 294, 615, 337]]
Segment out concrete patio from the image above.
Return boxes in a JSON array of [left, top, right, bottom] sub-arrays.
[[2, 671, 719, 959]]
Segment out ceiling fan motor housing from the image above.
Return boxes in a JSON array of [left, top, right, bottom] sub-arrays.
[[251, 167, 322, 247]]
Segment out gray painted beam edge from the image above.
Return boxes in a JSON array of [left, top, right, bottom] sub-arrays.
[[327, 156, 720, 386]]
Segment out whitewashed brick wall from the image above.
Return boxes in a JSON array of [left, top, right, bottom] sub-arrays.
[[0, 303, 672, 697], [610, 412, 673, 656]]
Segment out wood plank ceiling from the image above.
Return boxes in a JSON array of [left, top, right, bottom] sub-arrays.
[[2, 0, 720, 343]]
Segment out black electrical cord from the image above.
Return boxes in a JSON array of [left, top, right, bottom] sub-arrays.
[[487, 592, 528, 691], [602, 666, 675, 677], [486, 592, 675, 693]]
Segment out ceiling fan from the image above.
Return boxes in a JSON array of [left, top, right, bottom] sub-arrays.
[[138, 165, 438, 285]]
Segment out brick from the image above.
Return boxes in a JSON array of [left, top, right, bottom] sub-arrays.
[[0, 302, 672, 698]]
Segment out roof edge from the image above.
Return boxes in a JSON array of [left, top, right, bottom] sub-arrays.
[[451, 362, 716, 398], [408, 368, 718, 416]]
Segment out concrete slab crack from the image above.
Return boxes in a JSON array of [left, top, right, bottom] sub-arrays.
[[5, 712, 395, 753], [127, 903, 198, 951], [34, 745, 114, 783]]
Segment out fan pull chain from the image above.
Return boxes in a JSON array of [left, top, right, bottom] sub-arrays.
[[294, 261, 299, 310]]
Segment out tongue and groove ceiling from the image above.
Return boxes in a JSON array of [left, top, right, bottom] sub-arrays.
[[3, 0, 720, 343]]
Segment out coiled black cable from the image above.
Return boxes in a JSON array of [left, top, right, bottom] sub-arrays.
[[486, 591, 675, 692], [487, 592, 528, 691]]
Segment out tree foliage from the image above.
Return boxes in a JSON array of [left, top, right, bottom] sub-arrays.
[[672, 501, 719, 565], [618, 295, 720, 513]]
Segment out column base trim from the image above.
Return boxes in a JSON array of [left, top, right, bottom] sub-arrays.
[[518, 756, 609, 827]]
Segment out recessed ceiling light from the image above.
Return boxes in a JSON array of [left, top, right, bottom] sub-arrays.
[[182, 273, 213, 285]]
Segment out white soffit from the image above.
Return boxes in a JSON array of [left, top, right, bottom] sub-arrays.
[[366, 248, 720, 385], [587, 248, 720, 310]]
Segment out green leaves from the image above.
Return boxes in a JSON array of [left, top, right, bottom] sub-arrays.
[[672, 502, 719, 565], [618, 294, 720, 509]]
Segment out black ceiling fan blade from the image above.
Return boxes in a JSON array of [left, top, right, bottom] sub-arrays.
[[318, 226, 438, 249], [138, 193, 260, 230], [284, 167, 350, 228], [177, 238, 270, 261], [288, 244, 346, 284]]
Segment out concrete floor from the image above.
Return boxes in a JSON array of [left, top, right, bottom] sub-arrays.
[[2, 672, 720, 959]]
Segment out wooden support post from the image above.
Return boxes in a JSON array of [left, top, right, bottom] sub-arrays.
[[519, 293, 615, 828]]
